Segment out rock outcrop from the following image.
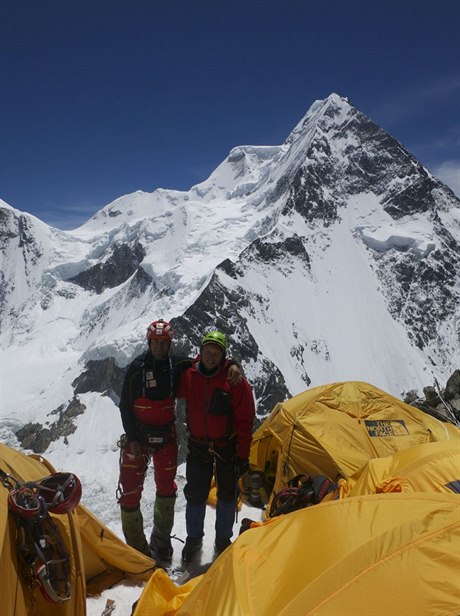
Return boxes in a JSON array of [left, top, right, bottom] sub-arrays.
[[404, 370, 460, 425]]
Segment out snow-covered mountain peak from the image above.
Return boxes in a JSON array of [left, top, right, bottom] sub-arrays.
[[1, 93, 459, 452], [74, 189, 182, 234], [190, 144, 286, 199], [286, 92, 351, 145]]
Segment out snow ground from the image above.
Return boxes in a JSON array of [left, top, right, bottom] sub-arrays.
[[86, 477, 264, 615]]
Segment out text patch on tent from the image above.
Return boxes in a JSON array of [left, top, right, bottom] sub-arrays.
[[364, 420, 409, 437], [445, 480, 460, 494]]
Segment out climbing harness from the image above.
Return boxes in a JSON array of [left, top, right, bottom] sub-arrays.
[[1, 469, 81, 604]]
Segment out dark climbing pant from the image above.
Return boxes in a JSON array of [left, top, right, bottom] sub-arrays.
[[184, 440, 237, 540]]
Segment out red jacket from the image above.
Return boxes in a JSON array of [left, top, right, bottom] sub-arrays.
[[178, 358, 255, 458]]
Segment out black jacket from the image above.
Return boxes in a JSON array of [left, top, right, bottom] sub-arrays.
[[119, 351, 192, 441]]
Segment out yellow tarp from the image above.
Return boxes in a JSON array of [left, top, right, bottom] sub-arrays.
[[133, 568, 203, 616], [206, 478, 243, 510], [0, 444, 155, 616], [135, 493, 460, 615], [249, 381, 460, 509], [341, 439, 460, 497]]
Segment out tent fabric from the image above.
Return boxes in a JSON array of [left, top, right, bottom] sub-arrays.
[[133, 568, 203, 616], [249, 381, 460, 509], [76, 503, 155, 595], [146, 493, 459, 616], [0, 444, 154, 616], [341, 440, 460, 497], [206, 479, 242, 510]]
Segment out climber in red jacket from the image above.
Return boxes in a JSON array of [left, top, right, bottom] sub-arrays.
[[178, 330, 255, 563]]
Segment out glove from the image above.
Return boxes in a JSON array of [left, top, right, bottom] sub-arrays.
[[236, 457, 250, 477]]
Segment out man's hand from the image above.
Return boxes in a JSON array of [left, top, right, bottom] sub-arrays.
[[127, 440, 142, 457], [227, 364, 243, 386], [236, 457, 250, 477]]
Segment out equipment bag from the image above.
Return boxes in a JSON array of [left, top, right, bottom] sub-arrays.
[[268, 473, 337, 518]]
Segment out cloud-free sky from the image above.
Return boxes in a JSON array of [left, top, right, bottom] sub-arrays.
[[1, 0, 459, 229]]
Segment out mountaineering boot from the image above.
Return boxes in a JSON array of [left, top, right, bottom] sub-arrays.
[[149, 494, 176, 563], [181, 502, 206, 563], [120, 506, 151, 557], [214, 535, 232, 555], [214, 499, 235, 554], [181, 537, 203, 563]]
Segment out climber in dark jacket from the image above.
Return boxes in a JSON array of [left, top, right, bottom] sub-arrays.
[[117, 319, 241, 563]]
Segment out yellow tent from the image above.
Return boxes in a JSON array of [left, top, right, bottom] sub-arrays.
[[134, 493, 460, 615], [132, 383, 460, 616], [133, 569, 202, 615], [0, 444, 155, 616], [249, 381, 460, 509], [340, 439, 460, 497]]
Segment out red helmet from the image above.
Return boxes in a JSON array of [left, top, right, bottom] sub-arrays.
[[146, 319, 173, 341], [8, 486, 42, 518], [35, 472, 82, 514]]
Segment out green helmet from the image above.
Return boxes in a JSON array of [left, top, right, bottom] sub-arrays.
[[201, 330, 227, 353]]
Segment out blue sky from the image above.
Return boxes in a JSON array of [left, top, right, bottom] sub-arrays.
[[1, 0, 459, 229]]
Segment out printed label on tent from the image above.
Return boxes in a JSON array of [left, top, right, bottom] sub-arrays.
[[364, 419, 409, 437], [445, 480, 460, 494]]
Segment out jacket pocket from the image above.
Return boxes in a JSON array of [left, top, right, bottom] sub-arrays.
[[208, 388, 232, 416]]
